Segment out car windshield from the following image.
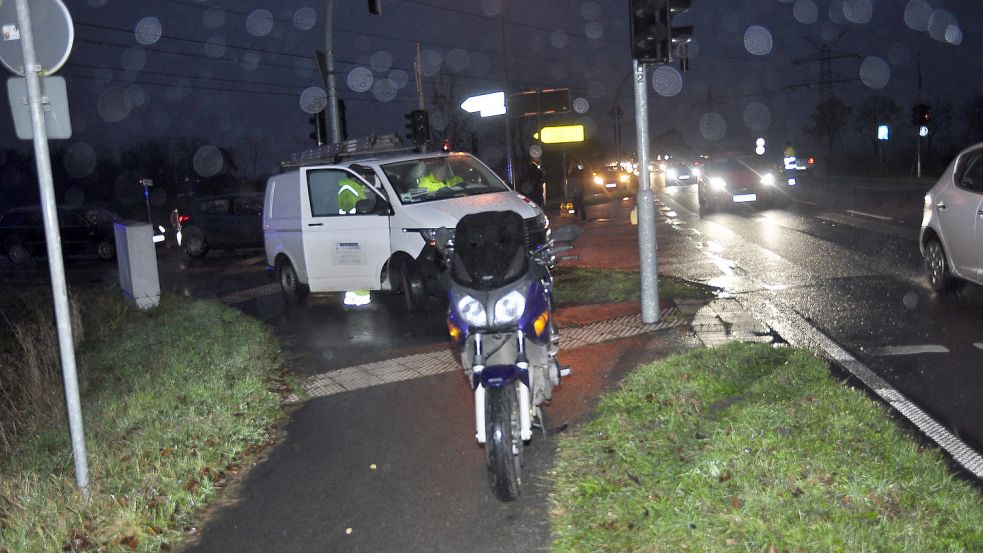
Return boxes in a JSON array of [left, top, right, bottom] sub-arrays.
[[381, 155, 510, 205], [708, 158, 767, 174]]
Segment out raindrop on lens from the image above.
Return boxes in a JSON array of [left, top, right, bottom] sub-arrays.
[[944, 25, 963, 46], [928, 10, 956, 43], [743, 102, 771, 132], [446, 49, 470, 72], [744, 26, 773, 56], [700, 112, 727, 141], [793, 0, 818, 24], [549, 31, 569, 49], [652, 65, 683, 97], [370, 51, 393, 73], [64, 143, 97, 179], [903, 291, 918, 310], [193, 145, 224, 178], [389, 69, 409, 89], [585, 22, 603, 40], [347, 67, 374, 93], [573, 97, 590, 114], [300, 87, 328, 114], [420, 50, 443, 76], [204, 36, 227, 58], [293, 7, 317, 30], [135, 17, 162, 45], [97, 87, 131, 122], [842, 0, 872, 24], [372, 79, 397, 103], [203, 7, 225, 29], [828, 1, 847, 24], [480, 0, 499, 16], [240, 51, 261, 72], [859, 56, 890, 89], [904, 0, 931, 32], [121, 47, 147, 72], [247, 10, 274, 37]]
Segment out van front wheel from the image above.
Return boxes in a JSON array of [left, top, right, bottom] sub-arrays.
[[400, 259, 426, 313], [277, 260, 309, 304]]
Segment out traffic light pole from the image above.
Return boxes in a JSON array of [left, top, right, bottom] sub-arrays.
[[633, 59, 659, 324], [324, 0, 342, 143]]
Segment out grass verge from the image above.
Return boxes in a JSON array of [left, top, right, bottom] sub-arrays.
[[550, 342, 983, 552], [552, 267, 715, 306], [0, 292, 286, 552]]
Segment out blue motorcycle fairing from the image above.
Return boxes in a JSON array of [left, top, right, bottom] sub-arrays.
[[518, 279, 551, 342], [473, 364, 530, 389]]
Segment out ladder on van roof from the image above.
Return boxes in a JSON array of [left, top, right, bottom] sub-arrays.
[[281, 132, 419, 168]]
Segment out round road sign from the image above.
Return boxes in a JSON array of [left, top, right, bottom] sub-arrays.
[[0, 0, 74, 76]]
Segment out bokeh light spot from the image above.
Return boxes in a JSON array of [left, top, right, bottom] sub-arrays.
[[97, 87, 131, 123], [204, 36, 227, 58], [64, 142, 97, 179], [585, 22, 604, 40], [549, 31, 569, 49], [293, 7, 317, 30], [420, 50, 443, 76], [247, 9, 274, 37], [194, 145, 224, 178], [700, 112, 727, 141], [446, 49, 470, 72], [372, 79, 398, 103], [300, 87, 328, 114], [743, 102, 771, 132], [389, 69, 409, 89], [793, 0, 818, 24], [573, 97, 590, 114], [135, 17, 162, 45], [121, 47, 147, 72], [203, 7, 225, 29], [842, 0, 873, 24], [928, 10, 956, 42], [904, 0, 931, 31], [370, 51, 393, 73], [581, 1, 601, 20], [240, 51, 261, 72]]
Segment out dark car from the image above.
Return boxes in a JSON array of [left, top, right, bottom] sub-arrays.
[[697, 155, 779, 213], [666, 161, 695, 185], [178, 193, 264, 258], [592, 165, 637, 195], [0, 205, 120, 265]]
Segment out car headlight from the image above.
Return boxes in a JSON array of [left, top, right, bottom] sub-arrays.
[[619, 174, 629, 183], [494, 290, 525, 325], [457, 294, 487, 327], [692, 167, 701, 177], [594, 175, 604, 185], [761, 173, 775, 186], [667, 168, 678, 180], [710, 177, 727, 190]]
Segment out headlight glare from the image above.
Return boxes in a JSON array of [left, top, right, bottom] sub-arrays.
[[667, 168, 678, 180], [457, 295, 487, 326], [710, 177, 727, 190], [593, 175, 604, 185], [761, 173, 775, 186], [494, 290, 525, 325], [692, 167, 701, 176]]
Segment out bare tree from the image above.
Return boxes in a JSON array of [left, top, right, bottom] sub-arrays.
[[804, 97, 852, 163], [429, 75, 476, 151], [852, 95, 900, 157]]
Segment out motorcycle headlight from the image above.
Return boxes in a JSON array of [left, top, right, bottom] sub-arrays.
[[457, 294, 487, 327], [667, 168, 678, 180], [710, 177, 727, 190], [593, 175, 604, 185], [761, 173, 775, 186], [692, 167, 701, 177], [494, 290, 525, 325]]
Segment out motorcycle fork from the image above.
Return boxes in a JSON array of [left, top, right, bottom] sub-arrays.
[[472, 332, 533, 445]]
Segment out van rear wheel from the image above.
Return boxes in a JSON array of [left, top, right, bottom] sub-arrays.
[[278, 260, 309, 303], [400, 259, 426, 313]]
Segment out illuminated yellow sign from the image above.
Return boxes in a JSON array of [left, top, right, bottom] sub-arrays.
[[539, 125, 584, 144]]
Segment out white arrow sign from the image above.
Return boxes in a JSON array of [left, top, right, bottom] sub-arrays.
[[461, 91, 505, 117]]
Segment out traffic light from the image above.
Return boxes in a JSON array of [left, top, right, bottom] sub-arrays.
[[911, 104, 932, 126], [309, 111, 327, 145], [404, 109, 430, 147], [629, 1, 693, 64]]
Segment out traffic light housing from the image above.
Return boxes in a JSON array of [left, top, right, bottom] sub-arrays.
[[911, 104, 932, 126], [368, 0, 381, 15], [629, 0, 693, 64], [405, 109, 430, 147], [308, 111, 327, 146]]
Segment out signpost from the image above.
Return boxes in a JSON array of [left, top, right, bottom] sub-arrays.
[[538, 124, 584, 144], [460, 91, 506, 117], [0, 0, 89, 493]]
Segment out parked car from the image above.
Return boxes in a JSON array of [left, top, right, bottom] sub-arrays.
[[0, 205, 120, 265], [919, 142, 983, 292], [178, 193, 264, 258], [697, 155, 779, 213]]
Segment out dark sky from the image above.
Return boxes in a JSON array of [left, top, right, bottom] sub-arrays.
[[2, 0, 981, 183]]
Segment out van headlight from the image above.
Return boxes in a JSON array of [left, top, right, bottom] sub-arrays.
[[457, 295, 487, 327], [667, 168, 678, 180], [761, 173, 775, 186], [494, 290, 525, 325], [692, 167, 701, 177], [593, 175, 604, 185], [710, 177, 727, 190]]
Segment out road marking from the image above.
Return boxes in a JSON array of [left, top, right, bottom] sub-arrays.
[[290, 307, 686, 402], [869, 345, 950, 356], [846, 209, 893, 221]]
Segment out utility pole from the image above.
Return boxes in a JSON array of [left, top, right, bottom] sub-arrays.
[[788, 33, 859, 101], [324, 0, 341, 143], [916, 54, 923, 178], [498, 0, 514, 186]]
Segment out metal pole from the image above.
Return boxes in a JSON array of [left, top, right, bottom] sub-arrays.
[[498, 0, 514, 187], [324, 0, 341, 143], [14, 0, 89, 492], [633, 59, 659, 324], [916, 54, 922, 178]]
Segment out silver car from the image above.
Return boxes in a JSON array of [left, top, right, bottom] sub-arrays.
[[919, 142, 983, 291]]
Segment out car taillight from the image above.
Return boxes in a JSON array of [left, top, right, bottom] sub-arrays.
[[807, 157, 815, 165], [178, 215, 190, 224]]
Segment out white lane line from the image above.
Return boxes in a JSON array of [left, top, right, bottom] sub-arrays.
[[790, 198, 818, 206], [846, 209, 893, 221], [290, 307, 686, 402], [869, 345, 950, 356]]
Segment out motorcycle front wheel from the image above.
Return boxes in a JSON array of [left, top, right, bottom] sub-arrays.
[[485, 383, 523, 501]]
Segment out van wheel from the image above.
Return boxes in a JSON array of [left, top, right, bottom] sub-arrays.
[[97, 240, 116, 261], [183, 233, 209, 258], [278, 260, 309, 304], [401, 259, 426, 313]]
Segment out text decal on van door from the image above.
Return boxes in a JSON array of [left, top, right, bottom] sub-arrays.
[[333, 242, 366, 265]]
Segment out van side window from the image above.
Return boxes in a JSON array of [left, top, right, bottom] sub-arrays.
[[307, 169, 376, 217]]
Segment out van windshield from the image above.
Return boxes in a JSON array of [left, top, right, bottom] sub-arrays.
[[381, 155, 510, 204]]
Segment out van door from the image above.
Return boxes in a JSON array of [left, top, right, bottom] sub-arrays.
[[301, 167, 391, 292]]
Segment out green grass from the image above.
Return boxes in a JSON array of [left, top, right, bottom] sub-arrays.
[[550, 343, 983, 552], [552, 267, 715, 306], [0, 294, 287, 552]]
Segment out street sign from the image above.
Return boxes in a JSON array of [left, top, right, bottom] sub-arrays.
[[919, 125, 929, 137], [6, 75, 71, 139], [509, 88, 570, 118], [0, 0, 74, 76], [539, 124, 584, 144], [460, 91, 505, 117], [878, 125, 889, 140]]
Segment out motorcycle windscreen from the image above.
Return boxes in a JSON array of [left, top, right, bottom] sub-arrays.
[[451, 210, 528, 291]]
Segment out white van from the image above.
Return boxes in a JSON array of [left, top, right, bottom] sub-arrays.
[[263, 150, 547, 310]]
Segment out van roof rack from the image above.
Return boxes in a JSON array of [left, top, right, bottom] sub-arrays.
[[281, 132, 420, 168]]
